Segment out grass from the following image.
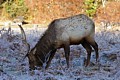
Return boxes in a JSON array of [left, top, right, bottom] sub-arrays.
[[0, 22, 120, 80]]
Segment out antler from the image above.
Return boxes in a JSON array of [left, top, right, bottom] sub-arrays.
[[18, 25, 30, 59]]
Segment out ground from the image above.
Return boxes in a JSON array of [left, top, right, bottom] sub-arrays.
[[0, 24, 120, 80], [0, 1, 120, 80]]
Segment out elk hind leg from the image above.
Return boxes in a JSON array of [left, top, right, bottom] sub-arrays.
[[81, 40, 92, 67], [85, 37, 99, 62]]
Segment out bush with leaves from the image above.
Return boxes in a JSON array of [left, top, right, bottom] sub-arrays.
[[2, 0, 29, 19], [84, 0, 102, 17]]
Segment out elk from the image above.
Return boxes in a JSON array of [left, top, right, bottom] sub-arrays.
[[19, 14, 99, 70]]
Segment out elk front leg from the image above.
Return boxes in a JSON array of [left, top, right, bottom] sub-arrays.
[[64, 43, 70, 68], [46, 49, 57, 69]]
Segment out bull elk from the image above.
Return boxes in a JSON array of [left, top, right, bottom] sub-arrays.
[[19, 14, 99, 70]]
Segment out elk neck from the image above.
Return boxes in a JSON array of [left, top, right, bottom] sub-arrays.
[[33, 26, 57, 62]]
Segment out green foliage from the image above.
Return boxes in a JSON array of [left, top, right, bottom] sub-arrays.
[[2, 0, 29, 19], [84, 0, 102, 17]]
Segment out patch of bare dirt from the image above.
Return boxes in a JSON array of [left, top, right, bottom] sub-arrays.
[[94, 1, 120, 23], [25, 0, 84, 24]]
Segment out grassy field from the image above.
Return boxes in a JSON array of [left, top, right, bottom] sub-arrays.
[[0, 23, 120, 80]]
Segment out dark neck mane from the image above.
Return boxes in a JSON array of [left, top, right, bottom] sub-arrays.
[[34, 20, 56, 62]]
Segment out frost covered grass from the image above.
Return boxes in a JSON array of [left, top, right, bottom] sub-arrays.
[[0, 24, 120, 80]]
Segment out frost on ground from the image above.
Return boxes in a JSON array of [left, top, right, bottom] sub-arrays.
[[0, 25, 120, 80]]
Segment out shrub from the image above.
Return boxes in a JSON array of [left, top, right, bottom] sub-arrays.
[[84, 0, 102, 17], [2, 0, 29, 19]]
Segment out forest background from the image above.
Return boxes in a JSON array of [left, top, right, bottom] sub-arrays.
[[0, 0, 120, 26]]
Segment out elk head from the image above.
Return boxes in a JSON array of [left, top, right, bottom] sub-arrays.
[[19, 24, 53, 70], [18, 25, 42, 70]]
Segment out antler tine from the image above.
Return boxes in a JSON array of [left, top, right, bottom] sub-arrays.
[[18, 25, 26, 41], [18, 25, 30, 59], [8, 26, 11, 35]]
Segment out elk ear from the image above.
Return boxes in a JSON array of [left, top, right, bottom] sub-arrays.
[[33, 48, 36, 54]]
